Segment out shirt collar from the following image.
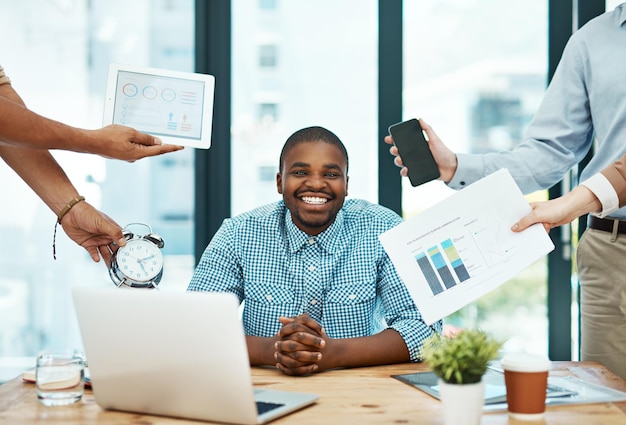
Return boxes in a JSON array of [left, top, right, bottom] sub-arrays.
[[284, 208, 344, 254]]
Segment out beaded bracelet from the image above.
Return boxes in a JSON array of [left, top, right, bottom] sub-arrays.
[[53, 196, 85, 259]]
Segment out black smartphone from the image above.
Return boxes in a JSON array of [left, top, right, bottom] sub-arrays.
[[388, 118, 440, 187]]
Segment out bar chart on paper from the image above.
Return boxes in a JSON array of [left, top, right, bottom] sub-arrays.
[[409, 207, 517, 299], [379, 169, 554, 324], [416, 239, 471, 295]]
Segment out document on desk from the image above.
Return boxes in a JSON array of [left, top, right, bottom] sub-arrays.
[[379, 168, 554, 325]]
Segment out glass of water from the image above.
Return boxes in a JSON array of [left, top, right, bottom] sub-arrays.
[[36, 349, 85, 406]]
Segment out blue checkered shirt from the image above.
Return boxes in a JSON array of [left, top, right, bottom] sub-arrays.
[[188, 198, 442, 361]]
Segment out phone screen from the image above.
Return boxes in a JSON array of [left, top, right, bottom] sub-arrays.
[[388, 118, 440, 187]]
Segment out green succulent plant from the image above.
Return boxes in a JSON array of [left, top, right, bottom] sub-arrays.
[[420, 329, 505, 384]]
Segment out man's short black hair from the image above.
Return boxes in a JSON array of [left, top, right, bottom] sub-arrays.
[[279, 126, 349, 173]]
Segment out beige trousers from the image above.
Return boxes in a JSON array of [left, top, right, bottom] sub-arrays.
[[577, 227, 626, 380]]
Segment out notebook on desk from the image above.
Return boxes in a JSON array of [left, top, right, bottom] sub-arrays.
[[72, 287, 318, 425]]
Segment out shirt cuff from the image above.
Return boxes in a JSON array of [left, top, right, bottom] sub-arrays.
[[580, 174, 619, 218], [390, 319, 443, 362], [446, 154, 484, 189]]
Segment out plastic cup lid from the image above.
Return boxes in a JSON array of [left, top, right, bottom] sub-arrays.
[[501, 353, 551, 372]]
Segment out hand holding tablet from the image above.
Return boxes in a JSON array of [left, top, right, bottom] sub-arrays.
[[103, 63, 215, 149]]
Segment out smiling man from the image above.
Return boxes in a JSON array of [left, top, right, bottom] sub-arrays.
[[188, 126, 441, 376]]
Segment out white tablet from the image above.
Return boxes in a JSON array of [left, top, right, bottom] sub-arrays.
[[103, 63, 215, 149]]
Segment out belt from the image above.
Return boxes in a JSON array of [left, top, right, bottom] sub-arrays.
[[588, 216, 626, 235]]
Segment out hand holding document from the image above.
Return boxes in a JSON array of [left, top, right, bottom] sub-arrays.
[[379, 168, 554, 325]]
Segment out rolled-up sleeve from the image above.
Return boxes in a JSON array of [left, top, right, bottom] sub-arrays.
[[379, 251, 442, 362], [580, 173, 619, 218], [598, 155, 626, 211]]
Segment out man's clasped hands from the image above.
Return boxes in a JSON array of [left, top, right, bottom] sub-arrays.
[[274, 314, 327, 376]]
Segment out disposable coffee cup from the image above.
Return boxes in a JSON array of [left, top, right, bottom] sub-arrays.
[[501, 353, 551, 420], [36, 349, 85, 407]]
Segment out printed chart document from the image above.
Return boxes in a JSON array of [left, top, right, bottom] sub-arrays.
[[379, 168, 554, 325]]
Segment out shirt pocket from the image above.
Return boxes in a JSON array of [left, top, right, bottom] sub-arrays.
[[323, 283, 377, 338], [242, 282, 297, 337]]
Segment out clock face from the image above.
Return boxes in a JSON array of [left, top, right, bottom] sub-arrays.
[[116, 239, 164, 282]]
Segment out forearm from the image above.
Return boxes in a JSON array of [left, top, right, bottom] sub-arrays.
[[319, 329, 410, 371], [1, 81, 182, 161], [0, 94, 93, 152], [0, 145, 79, 215], [560, 185, 601, 219], [512, 184, 602, 233], [246, 335, 281, 367]]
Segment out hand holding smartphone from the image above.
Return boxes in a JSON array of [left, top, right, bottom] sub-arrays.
[[388, 118, 440, 187]]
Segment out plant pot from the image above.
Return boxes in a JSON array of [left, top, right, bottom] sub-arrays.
[[438, 379, 484, 425]]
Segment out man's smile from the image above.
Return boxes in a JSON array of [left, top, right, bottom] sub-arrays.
[[301, 196, 328, 205]]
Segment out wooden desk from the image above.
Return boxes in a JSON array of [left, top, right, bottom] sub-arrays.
[[1, 361, 625, 424]]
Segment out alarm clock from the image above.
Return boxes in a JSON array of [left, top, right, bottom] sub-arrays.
[[108, 223, 165, 289]]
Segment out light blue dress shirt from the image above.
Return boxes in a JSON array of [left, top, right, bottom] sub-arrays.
[[188, 198, 441, 362], [449, 3, 626, 219]]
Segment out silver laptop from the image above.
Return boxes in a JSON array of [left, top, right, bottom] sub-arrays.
[[72, 287, 318, 424]]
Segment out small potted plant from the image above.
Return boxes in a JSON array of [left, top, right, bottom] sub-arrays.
[[421, 329, 504, 425]]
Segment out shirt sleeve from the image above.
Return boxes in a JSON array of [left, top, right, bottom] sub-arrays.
[[187, 219, 244, 300], [598, 154, 626, 210], [447, 154, 487, 189], [378, 248, 443, 362], [580, 173, 618, 218]]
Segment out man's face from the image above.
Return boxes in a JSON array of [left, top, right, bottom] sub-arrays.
[[277, 140, 349, 235]]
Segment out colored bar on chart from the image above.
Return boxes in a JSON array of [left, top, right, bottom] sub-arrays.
[[427, 246, 456, 289], [415, 252, 444, 295], [441, 239, 470, 282]]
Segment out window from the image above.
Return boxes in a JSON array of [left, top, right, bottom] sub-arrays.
[[259, 102, 279, 122], [259, 165, 276, 182], [606, 0, 622, 11], [1, 1, 605, 384], [259, 45, 278, 68], [0, 0, 195, 381], [232, 0, 379, 216], [259, 0, 277, 11], [402, 1, 549, 355]]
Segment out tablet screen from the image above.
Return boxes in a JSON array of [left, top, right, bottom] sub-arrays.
[[104, 64, 215, 149]]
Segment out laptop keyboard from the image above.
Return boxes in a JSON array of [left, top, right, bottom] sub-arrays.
[[256, 401, 285, 415]]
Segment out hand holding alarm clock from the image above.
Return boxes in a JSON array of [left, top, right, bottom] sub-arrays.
[[108, 223, 165, 289]]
